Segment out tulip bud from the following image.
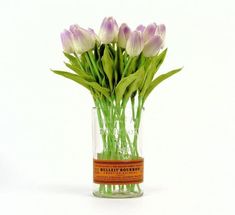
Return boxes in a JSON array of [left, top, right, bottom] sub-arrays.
[[156, 24, 166, 40], [126, 30, 144, 57], [143, 23, 157, 42], [88, 28, 100, 43], [143, 35, 163, 57], [136, 25, 145, 33], [69, 25, 95, 54], [99, 17, 118, 44], [60, 29, 74, 53], [118, 23, 131, 48]]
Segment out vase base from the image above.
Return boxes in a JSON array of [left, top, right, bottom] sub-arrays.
[[93, 190, 143, 198]]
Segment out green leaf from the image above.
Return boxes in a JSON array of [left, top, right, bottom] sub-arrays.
[[108, 44, 115, 58], [115, 67, 145, 104], [51, 69, 89, 88], [143, 67, 182, 101], [123, 67, 145, 105], [126, 56, 139, 76], [63, 52, 85, 72], [101, 45, 114, 90], [64, 63, 94, 81], [63, 52, 79, 67], [51, 70, 110, 99], [136, 54, 146, 70], [122, 57, 133, 78], [101, 76, 107, 88], [63, 52, 77, 63], [97, 59, 106, 79], [152, 48, 168, 77], [140, 48, 168, 97]]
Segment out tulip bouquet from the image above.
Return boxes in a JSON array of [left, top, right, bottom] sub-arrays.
[[52, 17, 181, 198]]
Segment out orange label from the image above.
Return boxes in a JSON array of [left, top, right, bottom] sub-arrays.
[[93, 158, 144, 185]]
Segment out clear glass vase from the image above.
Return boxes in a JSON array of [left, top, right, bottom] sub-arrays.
[[92, 101, 144, 198]]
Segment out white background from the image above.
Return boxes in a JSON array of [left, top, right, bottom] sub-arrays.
[[0, 0, 235, 214]]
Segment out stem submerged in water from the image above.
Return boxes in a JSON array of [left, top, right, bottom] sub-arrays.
[[94, 96, 143, 196]]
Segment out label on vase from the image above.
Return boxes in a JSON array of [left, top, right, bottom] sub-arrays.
[[93, 158, 144, 184]]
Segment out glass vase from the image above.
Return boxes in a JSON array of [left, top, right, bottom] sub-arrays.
[[92, 100, 144, 198]]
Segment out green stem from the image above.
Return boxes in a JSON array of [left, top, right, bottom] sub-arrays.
[[133, 97, 143, 157], [122, 57, 132, 78], [131, 96, 135, 121], [88, 51, 102, 83], [85, 53, 97, 81], [95, 97, 143, 195], [73, 52, 85, 71]]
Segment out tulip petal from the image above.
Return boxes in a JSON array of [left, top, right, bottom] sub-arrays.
[[143, 35, 163, 57], [99, 17, 118, 44], [118, 23, 131, 48], [143, 23, 157, 42], [156, 24, 166, 40], [136, 25, 145, 33], [60, 29, 74, 53], [126, 31, 144, 57], [69, 25, 95, 54]]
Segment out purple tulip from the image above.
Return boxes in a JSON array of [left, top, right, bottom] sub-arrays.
[[99, 17, 118, 44], [60, 29, 74, 53], [126, 30, 144, 57], [88, 28, 100, 43], [143, 23, 157, 42], [118, 23, 131, 48], [136, 25, 145, 33], [156, 24, 166, 40], [143, 35, 163, 57], [69, 25, 95, 54]]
